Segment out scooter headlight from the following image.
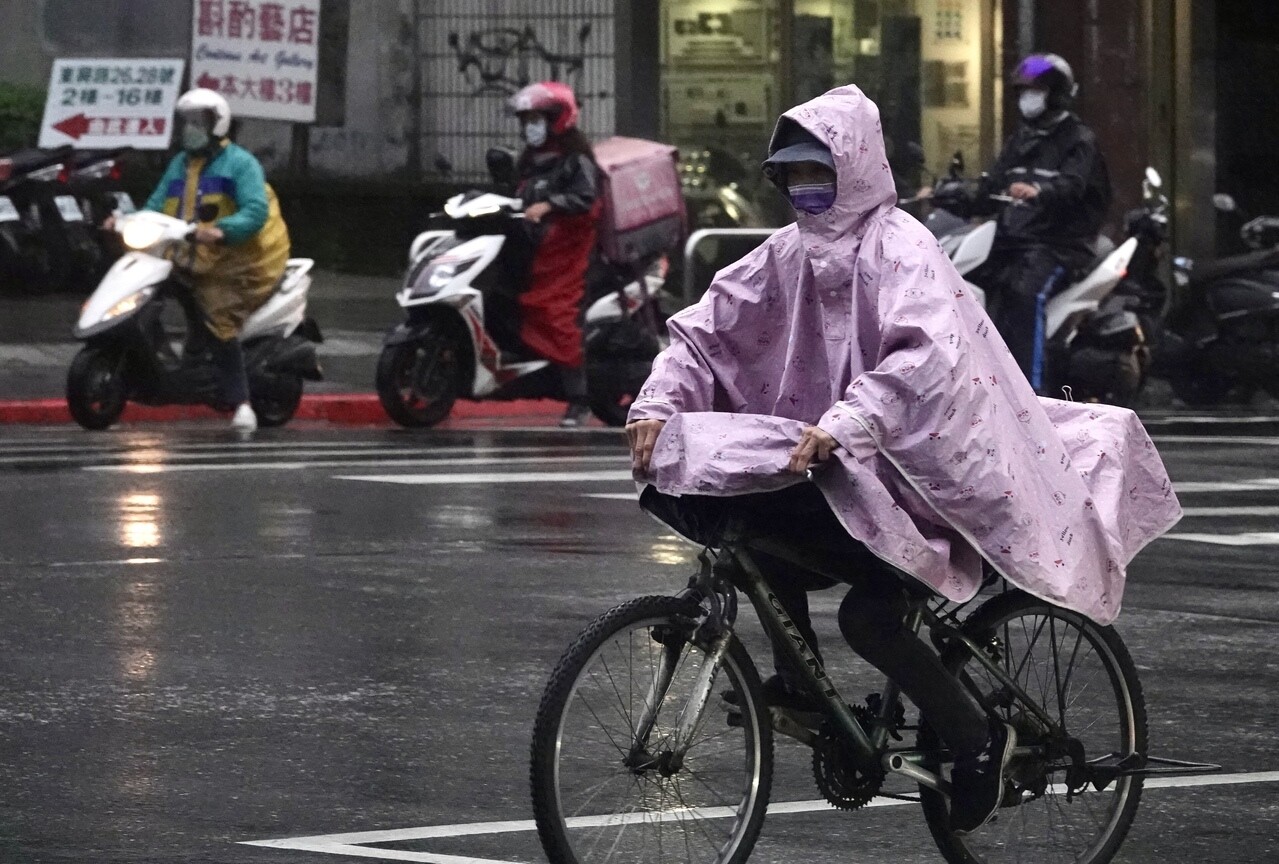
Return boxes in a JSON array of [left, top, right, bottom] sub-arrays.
[[120, 218, 166, 251], [104, 287, 155, 321], [424, 257, 479, 291]]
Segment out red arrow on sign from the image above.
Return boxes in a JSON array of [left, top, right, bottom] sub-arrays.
[[52, 114, 167, 140], [52, 113, 92, 140]]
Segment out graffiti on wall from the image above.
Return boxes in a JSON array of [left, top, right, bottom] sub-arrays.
[[446, 22, 593, 96]]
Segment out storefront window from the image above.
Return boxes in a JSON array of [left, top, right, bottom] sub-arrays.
[[660, 0, 1000, 221]]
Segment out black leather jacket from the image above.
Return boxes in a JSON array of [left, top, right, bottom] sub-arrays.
[[971, 113, 1112, 250], [519, 149, 599, 215]]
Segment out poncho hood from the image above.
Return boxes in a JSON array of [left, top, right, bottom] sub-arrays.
[[768, 86, 897, 253]]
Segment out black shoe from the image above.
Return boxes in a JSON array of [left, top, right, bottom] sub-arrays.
[[722, 674, 824, 715], [949, 720, 1017, 834], [560, 402, 592, 428]]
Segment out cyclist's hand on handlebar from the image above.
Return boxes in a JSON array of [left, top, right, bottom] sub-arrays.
[[789, 426, 839, 475], [193, 225, 225, 245], [626, 419, 666, 473], [102, 214, 116, 232], [1008, 182, 1040, 201], [524, 201, 552, 223]]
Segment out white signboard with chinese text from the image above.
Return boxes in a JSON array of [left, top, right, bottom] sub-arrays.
[[190, 0, 321, 123], [38, 58, 185, 149]]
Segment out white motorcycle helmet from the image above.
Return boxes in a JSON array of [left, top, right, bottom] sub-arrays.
[[175, 88, 232, 137]]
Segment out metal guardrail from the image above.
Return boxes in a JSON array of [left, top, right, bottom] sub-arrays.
[[681, 227, 778, 306]]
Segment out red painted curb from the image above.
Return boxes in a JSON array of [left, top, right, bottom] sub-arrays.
[[0, 394, 568, 427]]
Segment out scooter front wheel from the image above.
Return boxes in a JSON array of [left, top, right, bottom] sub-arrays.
[[66, 347, 127, 430], [250, 374, 304, 428], [375, 337, 461, 428]]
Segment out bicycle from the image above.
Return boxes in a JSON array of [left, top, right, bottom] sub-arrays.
[[529, 511, 1205, 864]]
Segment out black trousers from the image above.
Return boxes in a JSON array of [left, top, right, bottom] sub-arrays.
[[209, 337, 249, 408], [641, 483, 990, 758], [973, 243, 1094, 387]]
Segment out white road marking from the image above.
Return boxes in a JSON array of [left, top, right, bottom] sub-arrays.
[[85, 455, 629, 474], [1153, 435, 1279, 446], [241, 770, 1279, 862], [1145, 415, 1279, 425], [1162, 532, 1279, 546], [0, 445, 618, 467], [337, 470, 635, 486], [1180, 506, 1279, 517], [581, 492, 639, 500], [1173, 478, 1279, 492]]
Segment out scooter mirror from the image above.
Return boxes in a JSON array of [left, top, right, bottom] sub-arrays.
[[1212, 193, 1238, 213], [1145, 167, 1162, 189]]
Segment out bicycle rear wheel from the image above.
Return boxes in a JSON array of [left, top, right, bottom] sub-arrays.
[[531, 595, 773, 864], [919, 591, 1147, 864]]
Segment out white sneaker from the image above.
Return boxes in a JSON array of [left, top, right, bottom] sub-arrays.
[[231, 403, 258, 433]]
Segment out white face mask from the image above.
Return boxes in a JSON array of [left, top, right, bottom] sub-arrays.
[[523, 118, 548, 148], [1019, 89, 1048, 120]]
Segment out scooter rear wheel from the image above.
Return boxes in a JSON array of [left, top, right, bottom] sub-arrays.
[[375, 337, 461, 428], [66, 347, 126, 430]]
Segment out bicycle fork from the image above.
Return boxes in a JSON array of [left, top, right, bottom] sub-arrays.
[[629, 620, 734, 767]]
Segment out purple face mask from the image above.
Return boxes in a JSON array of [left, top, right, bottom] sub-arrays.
[[788, 182, 837, 215]]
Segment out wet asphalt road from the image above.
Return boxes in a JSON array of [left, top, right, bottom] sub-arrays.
[[0, 420, 1276, 864]]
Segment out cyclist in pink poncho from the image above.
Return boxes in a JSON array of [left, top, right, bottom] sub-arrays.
[[626, 85, 1181, 833]]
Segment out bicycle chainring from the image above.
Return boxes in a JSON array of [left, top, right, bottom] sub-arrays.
[[811, 708, 886, 811]]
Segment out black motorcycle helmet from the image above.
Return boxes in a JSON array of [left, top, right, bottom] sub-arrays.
[[1012, 54, 1078, 112]]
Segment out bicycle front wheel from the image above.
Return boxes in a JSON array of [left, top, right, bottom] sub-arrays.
[[920, 591, 1147, 864], [531, 595, 773, 864]]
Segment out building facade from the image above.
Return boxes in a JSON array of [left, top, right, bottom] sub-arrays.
[[1, 0, 1274, 256]]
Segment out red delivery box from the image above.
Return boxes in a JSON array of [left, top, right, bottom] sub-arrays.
[[594, 136, 686, 264]]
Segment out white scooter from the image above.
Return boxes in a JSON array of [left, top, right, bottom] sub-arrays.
[[66, 209, 323, 430], [924, 165, 1141, 402], [377, 190, 669, 428]]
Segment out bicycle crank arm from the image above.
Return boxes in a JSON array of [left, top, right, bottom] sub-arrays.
[[884, 752, 951, 796]]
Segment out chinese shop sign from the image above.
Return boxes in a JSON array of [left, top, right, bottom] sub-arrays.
[[39, 58, 186, 149], [190, 0, 321, 123]]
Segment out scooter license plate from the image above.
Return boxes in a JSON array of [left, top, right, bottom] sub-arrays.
[[112, 192, 137, 214], [54, 194, 85, 222], [0, 196, 18, 223]]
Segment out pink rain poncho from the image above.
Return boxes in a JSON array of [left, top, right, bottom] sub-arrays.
[[629, 85, 1181, 625]]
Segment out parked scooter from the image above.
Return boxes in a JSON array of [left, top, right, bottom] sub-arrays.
[[67, 208, 323, 430], [928, 152, 1142, 403], [377, 148, 672, 429], [0, 147, 72, 293], [678, 146, 767, 229], [1150, 191, 1279, 405]]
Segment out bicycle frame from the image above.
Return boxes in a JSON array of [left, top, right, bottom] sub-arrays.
[[661, 529, 1087, 798]]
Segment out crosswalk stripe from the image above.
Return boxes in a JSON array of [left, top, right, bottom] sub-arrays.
[[337, 470, 635, 486], [1174, 479, 1279, 492], [1162, 532, 1279, 546], [0, 444, 620, 467], [86, 455, 630, 474], [1180, 506, 1279, 517]]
